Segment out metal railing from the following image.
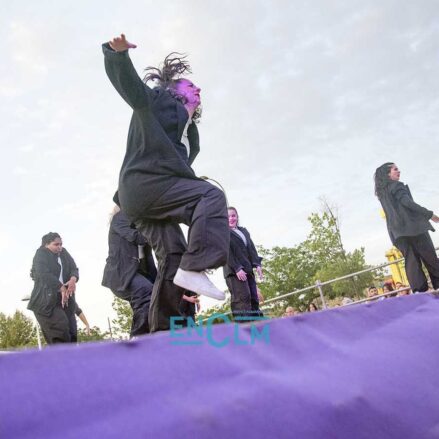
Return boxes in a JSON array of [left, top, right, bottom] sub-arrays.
[[259, 246, 439, 312]]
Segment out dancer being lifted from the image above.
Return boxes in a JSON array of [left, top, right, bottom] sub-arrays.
[[102, 34, 229, 331]]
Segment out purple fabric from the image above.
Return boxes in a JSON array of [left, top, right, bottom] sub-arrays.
[[1, 294, 439, 438]]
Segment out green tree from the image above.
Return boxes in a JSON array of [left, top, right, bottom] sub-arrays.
[[0, 311, 38, 350], [258, 204, 379, 313], [77, 326, 109, 343], [111, 296, 132, 339], [313, 248, 375, 300]]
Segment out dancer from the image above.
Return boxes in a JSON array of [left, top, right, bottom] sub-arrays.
[[223, 206, 263, 320], [374, 162, 439, 292], [102, 206, 157, 337], [102, 34, 229, 331], [28, 233, 79, 344]]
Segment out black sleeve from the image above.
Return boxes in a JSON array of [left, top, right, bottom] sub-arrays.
[[243, 228, 263, 267], [63, 249, 79, 282], [31, 250, 63, 291], [228, 237, 244, 273], [392, 183, 433, 219], [102, 42, 153, 110], [112, 212, 147, 245], [75, 303, 82, 316]]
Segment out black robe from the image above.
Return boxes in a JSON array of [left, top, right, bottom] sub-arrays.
[[102, 43, 201, 223], [223, 227, 262, 278], [379, 180, 434, 244], [102, 211, 157, 293], [28, 247, 79, 316]]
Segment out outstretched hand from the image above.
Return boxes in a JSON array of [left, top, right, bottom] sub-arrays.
[[109, 34, 137, 52], [432, 214, 439, 223]]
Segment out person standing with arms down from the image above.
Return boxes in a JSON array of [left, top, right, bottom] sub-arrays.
[[102, 34, 229, 331], [223, 207, 264, 320], [28, 233, 79, 344], [374, 162, 439, 293]]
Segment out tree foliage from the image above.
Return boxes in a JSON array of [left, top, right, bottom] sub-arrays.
[[111, 296, 132, 339], [77, 326, 109, 343], [0, 311, 38, 350], [258, 205, 378, 315]]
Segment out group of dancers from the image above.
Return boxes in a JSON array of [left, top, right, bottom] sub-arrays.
[[26, 34, 439, 345]]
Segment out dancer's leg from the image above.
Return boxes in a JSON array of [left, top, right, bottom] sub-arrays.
[[127, 273, 153, 336], [396, 237, 428, 292], [139, 220, 187, 332], [412, 233, 439, 289], [140, 178, 229, 271]]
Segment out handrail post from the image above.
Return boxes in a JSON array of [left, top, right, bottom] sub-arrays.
[[316, 280, 327, 310], [36, 321, 42, 350]]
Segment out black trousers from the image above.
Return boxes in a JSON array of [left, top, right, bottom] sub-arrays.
[[34, 305, 71, 344], [137, 179, 229, 332], [67, 309, 78, 342], [226, 273, 262, 320], [395, 233, 439, 292], [114, 273, 153, 337]]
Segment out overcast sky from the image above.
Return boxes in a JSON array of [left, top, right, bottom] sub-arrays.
[[1, 0, 438, 330]]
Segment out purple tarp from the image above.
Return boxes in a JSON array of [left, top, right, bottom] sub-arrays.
[[1, 294, 439, 438]]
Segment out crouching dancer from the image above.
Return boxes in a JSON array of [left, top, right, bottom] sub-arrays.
[[102, 34, 229, 331], [102, 206, 157, 337]]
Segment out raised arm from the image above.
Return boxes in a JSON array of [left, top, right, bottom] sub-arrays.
[[102, 34, 152, 110], [392, 183, 434, 219]]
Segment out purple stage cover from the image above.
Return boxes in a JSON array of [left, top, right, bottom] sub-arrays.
[[1, 294, 439, 438]]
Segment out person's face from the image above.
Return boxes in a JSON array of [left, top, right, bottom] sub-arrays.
[[228, 209, 238, 229], [388, 164, 400, 181], [174, 79, 201, 108], [368, 287, 378, 297], [45, 237, 62, 254], [286, 307, 295, 317]]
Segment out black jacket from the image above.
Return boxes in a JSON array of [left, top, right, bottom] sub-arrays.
[[28, 247, 79, 316], [102, 211, 157, 293], [102, 43, 201, 223], [223, 227, 262, 278], [379, 181, 434, 244]]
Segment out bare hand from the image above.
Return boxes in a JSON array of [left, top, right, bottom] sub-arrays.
[[86, 325, 91, 336], [60, 285, 69, 308], [66, 278, 76, 296], [109, 34, 137, 52], [184, 295, 199, 304], [431, 214, 439, 223], [256, 266, 264, 281], [236, 269, 247, 281]]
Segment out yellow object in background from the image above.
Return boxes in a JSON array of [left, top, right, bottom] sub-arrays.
[[385, 247, 409, 285]]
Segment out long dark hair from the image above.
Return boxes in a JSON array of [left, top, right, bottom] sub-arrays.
[[374, 162, 394, 198], [143, 52, 201, 122]]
